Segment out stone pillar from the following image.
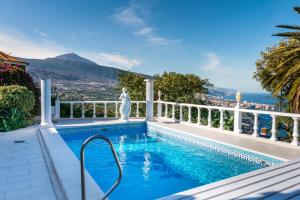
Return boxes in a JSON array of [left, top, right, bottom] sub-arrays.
[[145, 79, 154, 121], [40, 79, 53, 127]]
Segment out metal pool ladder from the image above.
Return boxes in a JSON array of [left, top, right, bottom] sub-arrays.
[[80, 135, 123, 200]]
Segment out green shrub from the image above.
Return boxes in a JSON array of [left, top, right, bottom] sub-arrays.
[[0, 108, 31, 132], [0, 85, 35, 114], [0, 85, 35, 132]]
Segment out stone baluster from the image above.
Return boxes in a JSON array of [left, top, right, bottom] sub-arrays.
[[93, 103, 96, 118], [70, 103, 73, 118], [207, 108, 212, 128], [172, 104, 176, 120], [270, 115, 277, 141], [136, 102, 140, 118], [197, 107, 201, 125], [252, 113, 259, 137], [55, 97, 60, 119], [188, 106, 192, 123], [179, 105, 183, 122], [104, 103, 107, 118], [165, 103, 168, 118], [115, 102, 118, 117], [219, 109, 224, 130], [81, 103, 85, 118], [292, 117, 299, 146]]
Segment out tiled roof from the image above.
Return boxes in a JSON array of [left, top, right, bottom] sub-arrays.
[[0, 51, 29, 65]]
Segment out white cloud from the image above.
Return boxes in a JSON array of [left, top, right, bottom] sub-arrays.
[[34, 29, 49, 37], [113, 3, 179, 46], [201, 52, 221, 71], [0, 29, 66, 59], [86, 52, 141, 70], [113, 7, 144, 26]]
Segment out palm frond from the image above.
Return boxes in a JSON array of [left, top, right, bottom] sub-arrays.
[[294, 7, 300, 14], [273, 32, 300, 39], [276, 25, 300, 30]]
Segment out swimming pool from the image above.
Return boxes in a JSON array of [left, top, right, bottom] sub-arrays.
[[58, 122, 282, 200]]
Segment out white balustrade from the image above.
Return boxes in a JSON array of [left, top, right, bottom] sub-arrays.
[[104, 103, 107, 118], [57, 99, 300, 147], [93, 103, 96, 118], [292, 117, 299, 146], [219, 109, 224, 130], [188, 106, 192, 123], [179, 105, 183, 121], [207, 108, 212, 128], [58, 100, 146, 119], [270, 115, 277, 141], [136, 102, 140, 118], [115, 102, 118, 117], [252, 112, 259, 137], [165, 103, 168, 118], [172, 104, 176, 120], [198, 107, 201, 125], [81, 103, 85, 118], [70, 103, 73, 118]]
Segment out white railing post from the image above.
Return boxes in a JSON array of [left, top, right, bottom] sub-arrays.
[[136, 102, 140, 118], [172, 104, 175, 120], [234, 107, 242, 134], [270, 115, 277, 141], [207, 108, 212, 128], [115, 102, 118, 118], [219, 109, 224, 130], [93, 103, 96, 118], [198, 107, 201, 125], [292, 117, 299, 146], [81, 103, 85, 118], [165, 103, 168, 118], [40, 79, 52, 126], [55, 97, 60, 119], [104, 103, 107, 118], [188, 106, 192, 123], [145, 79, 154, 121], [252, 113, 259, 137], [179, 105, 183, 121], [70, 103, 73, 118]]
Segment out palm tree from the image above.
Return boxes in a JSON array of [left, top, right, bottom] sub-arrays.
[[270, 7, 300, 113]]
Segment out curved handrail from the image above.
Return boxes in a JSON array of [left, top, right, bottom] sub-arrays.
[[80, 135, 123, 200]]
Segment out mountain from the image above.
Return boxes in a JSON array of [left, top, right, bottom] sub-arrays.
[[209, 87, 237, 96], [21, 53, 149, 100], [54, 53, 98, 65], [23, 53, 131, 81]]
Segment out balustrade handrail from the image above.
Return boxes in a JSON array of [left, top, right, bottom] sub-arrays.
[[60, 100, 146, 104], [156, 100, 235, 111], [239, 108, 300, 118]]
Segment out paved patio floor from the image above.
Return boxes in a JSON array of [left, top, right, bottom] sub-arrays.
[[0, 126, 56, 200]]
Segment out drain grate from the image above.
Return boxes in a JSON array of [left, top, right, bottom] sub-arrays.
[[14, 140, 25, 143]]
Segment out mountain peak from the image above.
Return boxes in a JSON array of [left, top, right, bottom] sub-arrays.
[[54, 53, 97, 65]]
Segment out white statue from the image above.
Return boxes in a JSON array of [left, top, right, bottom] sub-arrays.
[[119, 88, 131, 121]]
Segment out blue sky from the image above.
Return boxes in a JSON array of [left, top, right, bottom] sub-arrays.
[[0, 0, 299, 92]]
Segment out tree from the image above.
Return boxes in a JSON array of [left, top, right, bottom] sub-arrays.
[[255, 6, 300, 113], [117, 71, 212, 103]]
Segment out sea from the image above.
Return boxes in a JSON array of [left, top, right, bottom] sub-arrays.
[[221, 93, 277, 105]]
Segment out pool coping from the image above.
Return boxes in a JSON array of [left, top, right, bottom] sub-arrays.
[[39, 126, 104, 200], [147, 122, 287, 163]]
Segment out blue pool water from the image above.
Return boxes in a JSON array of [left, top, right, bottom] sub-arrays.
[[58, 123, 280, 200]]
